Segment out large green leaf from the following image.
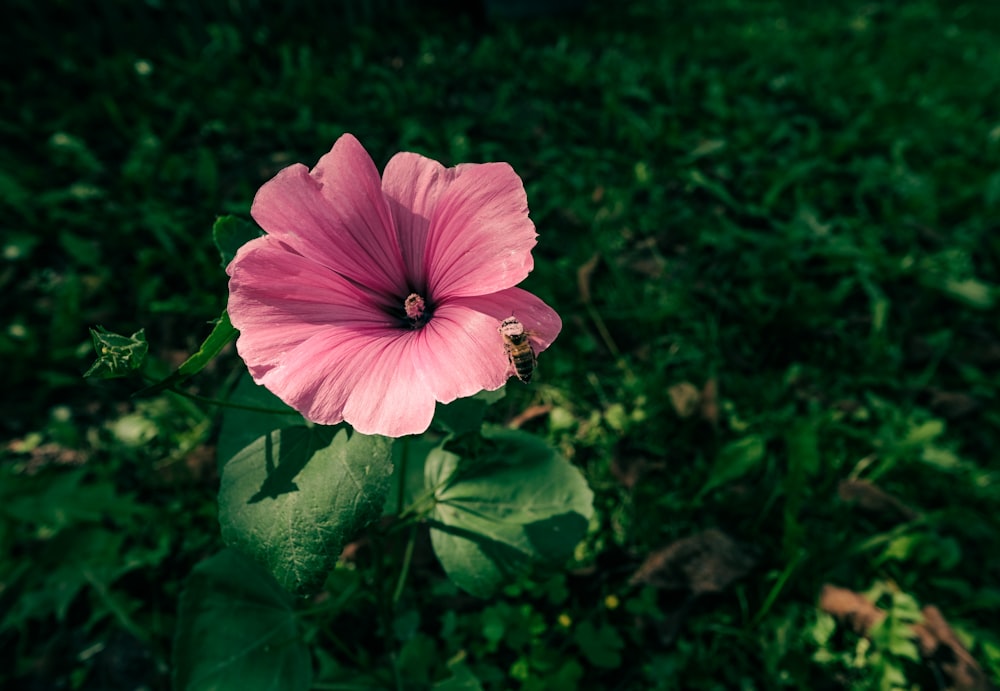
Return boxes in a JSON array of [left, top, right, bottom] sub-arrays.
[[173, 549, 312, 691], [219, 426, 393, 594], [427, 429, 593, 597], [216, 371, 303, 469]]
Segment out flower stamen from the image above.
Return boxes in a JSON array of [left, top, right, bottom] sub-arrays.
[[404, 293, 428, 327]]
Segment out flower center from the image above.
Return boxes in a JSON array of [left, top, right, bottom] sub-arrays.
[[403, 293, 429, 328]]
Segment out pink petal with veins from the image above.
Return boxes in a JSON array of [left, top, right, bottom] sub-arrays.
[[381, 151, 463, 291], [424, 162, 537, 298], [250, 135, 405, 297]]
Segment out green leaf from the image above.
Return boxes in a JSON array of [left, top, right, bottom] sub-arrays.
[[4, 529, 131, 626], [214, 215, 262, 267], [785, 421, 821, 476], [427, 429, 593, 597], [0, 468, 155, 631], [573, 620, 624, 669], [433, 389, 506, 436], [697, 435, 767, 499], [1, 231, 41, 261], [216, 371, 303, 470], [173, 549, 312, 691], [687, 169, 742, 211], [135, 311, 236, 396], [83, 327, 148, 379], [810, 612, 837, 646], [0, 470, 143, 530], [940, 277, 995, 309], [396, 633, 437, 686], [219, 426, 393, 594], [433, 663, 484, 691], [901, 419, 945, 447]]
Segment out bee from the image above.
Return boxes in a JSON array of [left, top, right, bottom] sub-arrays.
[[498, 316, 537, 383]]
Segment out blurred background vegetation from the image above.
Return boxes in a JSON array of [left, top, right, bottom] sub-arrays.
[[2, 0, 999, 688]]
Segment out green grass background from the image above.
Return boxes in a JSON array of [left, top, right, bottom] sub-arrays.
[[2, 0, 999, 688]]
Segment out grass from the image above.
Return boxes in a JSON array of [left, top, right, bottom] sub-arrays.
[[2, 0, 999, 688]]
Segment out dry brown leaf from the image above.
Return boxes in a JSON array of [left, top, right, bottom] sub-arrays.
[[616, 237, 665, 280], [818, 584, 886, 635], [819, 586, 992, 691], [507, 404, 552, 430], [958, 338, 1000, 367], [667, 380, 718, 423], [668, 382, 701, 418], [838, 479, 920, 522], [627, 256, 665, 279], [630, 530, 758, 647], [5, 439, 89, 475], [927, 389, 981, 419], [914, 606, 991, 691], [700, 378, 719, 425], [339, 536, 369, 564], [610, 454, 665, 490], [151, 444, 218, 486], [629, 529, 759, 594], [832, 398, 864, 416], [577, 253, 601, 304], [610, 454, 642, 490]]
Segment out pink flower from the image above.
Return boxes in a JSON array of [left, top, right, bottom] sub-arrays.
[[226, 134, 562, 437]]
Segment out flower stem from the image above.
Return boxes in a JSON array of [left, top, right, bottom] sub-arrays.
[[150, 380, 299, 415], [391, 525, 418, 605], [395, 438, 409, 515], [369, 532, 396, 642]]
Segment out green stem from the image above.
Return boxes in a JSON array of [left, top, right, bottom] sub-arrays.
[[297, 578, 361, 618], [395, 438, 409, 516], [392, 488, 439, 526], [392, 651, 404, 691], [750, 549, 806, 627], [81, 568, 150, 646], [369, 533, 395, 642], [370, 527, 404, 691], [318, 628, 366, 670], [391, 525, 418, 605], [584, 301, 621, 358], [154, 380, 299, 415]]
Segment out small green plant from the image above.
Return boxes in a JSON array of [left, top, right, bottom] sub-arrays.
[[88, 140, 595, 688]]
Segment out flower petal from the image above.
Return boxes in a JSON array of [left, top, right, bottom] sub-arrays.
[[381, 151, 463, 291], [410, 306, 511, 400], [340, 335, 438, 436], [250, 134, 407, 297], [227, 235, 394, 379], [249, 328, 369, 427], [424, 162, 537, 298], [412, 288, 563, 401], [254, 327, 436, 436]]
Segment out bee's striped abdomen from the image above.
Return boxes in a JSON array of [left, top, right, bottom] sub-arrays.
[[499, 316, 537, 384]]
